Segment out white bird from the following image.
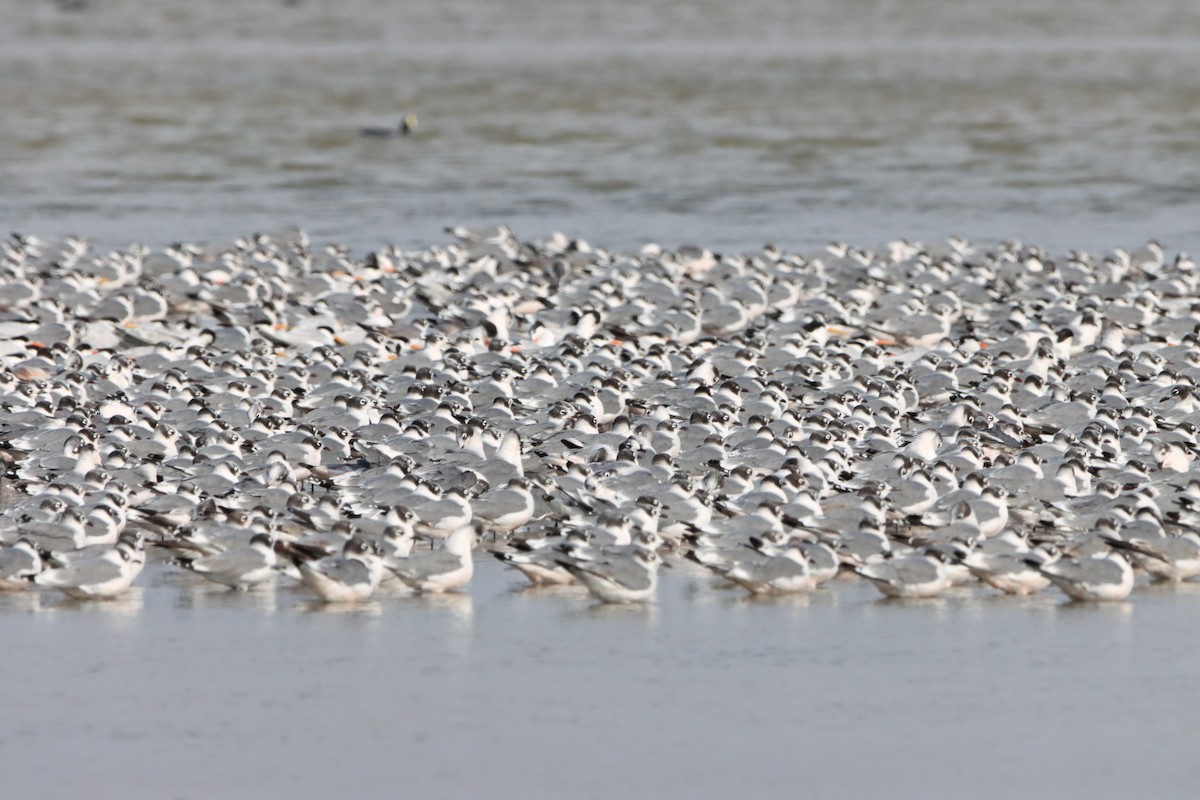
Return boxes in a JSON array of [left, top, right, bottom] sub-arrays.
[[290, 537, 384, 603], [379, 522, 418, 564], [470, 477, 535, 535], [177, 533, 281, 591], [410, 487, 474, 539], [1102, 534, 1200, 583], [1029, 551, 1134, 601], [387, 524, 477, 593], [556, 546, 666, 603], [33, 538, 145, 599], [0, 539, 43, 589], [491, 532, 586, 586], [854, 550, 954, 598], [960, 546, 1057, 596], [750, 532, 840, 586], [691, 545, 813, 595]]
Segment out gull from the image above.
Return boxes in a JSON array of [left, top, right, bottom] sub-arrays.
[[862, 302, 954, 348], [290, 537, 385, 603], [470, 477, 535, 536], [689, 545, 813, 595], [0, 539, 43, 589], [831, 519, 892, 567], [749, 531, 840, 586], [886, 467, 939, 516], [1102, 533, 1200, 582], [14, 507, 90, 552], [1027, 551, 1135, 601], [853, 550, 954, 598], [959, 545, 1058, 596], [911, 500, 983, 546], [1024, 390, 1100, 436], [557, 528, 665, 563], [489, 523, 595, 586], [972, 485, 1011, 539], [585, 511, 640, 547], [493, 544, 578, 586], [379, 522, 418, 563], [555, 546, 666, 604], [684, 541, 758, 574], [33, 537, 145, 599], [387, 524, 477, 593], [149, 519, 249, 558], [176, 533, 282, 590], [130, 483, 204, 532], [686, 501, 785, 542], [410, 486, 474, 539], [494, 527, 662, 587]]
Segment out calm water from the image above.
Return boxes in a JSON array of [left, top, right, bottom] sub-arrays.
[[2, 0, 1199, 253], [3, 558, 1199, 799], [4, 2, 1200, 796]]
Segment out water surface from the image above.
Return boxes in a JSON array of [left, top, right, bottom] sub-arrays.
[[2, 0, 1199, 252], [2, 559, 1196, 799]]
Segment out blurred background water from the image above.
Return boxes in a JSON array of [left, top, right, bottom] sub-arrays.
[[2, 0, 1199, 254]]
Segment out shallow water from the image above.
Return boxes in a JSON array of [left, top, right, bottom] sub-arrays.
[[3, 558, 1198, 799], [2, 0, 1200, 253]]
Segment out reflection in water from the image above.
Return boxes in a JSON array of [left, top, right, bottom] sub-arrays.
[[177, 583, 279, 614], [1051, 598, 1135, 621], [148, 563, 202, 591], [870, 595, 951, 613], [40, 587, 146, 623], [575, 599, 661, 626], [0, 589, 43, 614], [506, 581, 588, 602], [721, 592, 811, 609], [1136, 579, 1200, 597], [397, 592, 476, 648], [417, 592, 472, 652], [685, 579, 845, 609], [403, 591, 475, 627], [383, 592, 476, 659], [976, 589, 1060, 607], [805, 587, 841, 608], [681, 577, 740, 605], [299, 598, 383, 618]]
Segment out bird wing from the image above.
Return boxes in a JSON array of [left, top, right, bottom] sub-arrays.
[[37, 558, 124, 588], [194, 546, 269, 576], [561, 556, 653, 591], [307, 558, 371, 586], [893, 558, 941, 583], [389, 551, 464, 580], [1046, 557, 1124, 584]]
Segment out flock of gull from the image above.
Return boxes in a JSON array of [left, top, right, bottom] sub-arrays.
[[1, 226, 1198, 608]]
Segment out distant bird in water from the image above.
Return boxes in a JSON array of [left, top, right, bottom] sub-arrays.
[[360, 113, 418, 138]]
